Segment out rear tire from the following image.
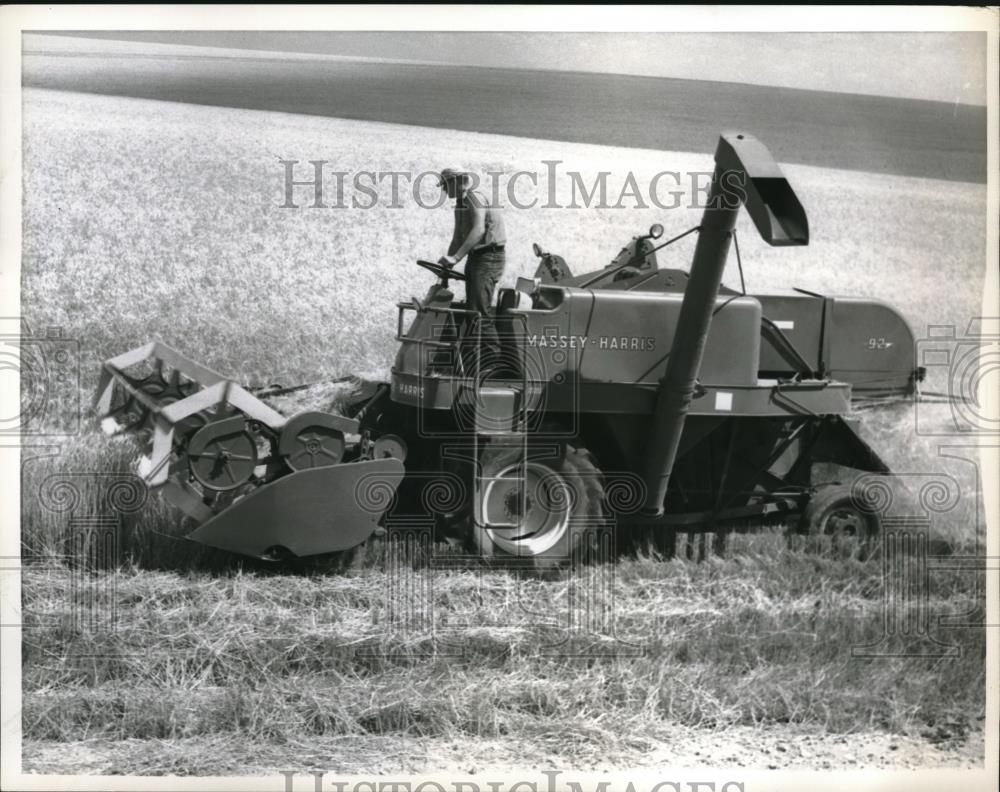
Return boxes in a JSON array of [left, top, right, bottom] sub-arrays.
[[799, 483, 881, 556], [470, 442, 605, 569]]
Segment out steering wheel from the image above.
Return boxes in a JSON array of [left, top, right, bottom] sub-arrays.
[[417, 259, 466, 281]]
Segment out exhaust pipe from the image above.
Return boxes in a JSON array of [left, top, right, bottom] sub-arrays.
[[640, 132, 809, 517]]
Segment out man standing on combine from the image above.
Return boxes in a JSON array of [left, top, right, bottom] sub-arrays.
[[437, 168, 506, 369]]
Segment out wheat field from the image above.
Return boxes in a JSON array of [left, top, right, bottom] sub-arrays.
[[17, 87, 990, 773]]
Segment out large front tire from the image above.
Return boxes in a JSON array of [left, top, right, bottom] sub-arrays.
[[471, 442, 605, 568]]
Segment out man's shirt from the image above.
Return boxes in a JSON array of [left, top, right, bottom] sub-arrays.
[[449, 189, 506, 257]]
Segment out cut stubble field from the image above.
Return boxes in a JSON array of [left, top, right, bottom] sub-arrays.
[[17, 88, 990, 773]]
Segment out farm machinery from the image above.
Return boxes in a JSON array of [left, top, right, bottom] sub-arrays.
[[94, 132, 923, 566]]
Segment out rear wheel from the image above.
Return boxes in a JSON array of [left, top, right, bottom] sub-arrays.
[[799, 483, 881, 555], [471, 442, 605, 568]]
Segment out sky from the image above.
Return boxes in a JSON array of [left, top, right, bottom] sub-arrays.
[[45, 31, 988, 106]]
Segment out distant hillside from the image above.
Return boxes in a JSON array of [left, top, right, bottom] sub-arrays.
[[23, 36, 986, 183], [41, 30, 989, 105]]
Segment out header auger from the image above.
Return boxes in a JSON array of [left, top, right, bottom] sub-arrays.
[[94, 341, 404, 560], [95, 133, 923, 567]]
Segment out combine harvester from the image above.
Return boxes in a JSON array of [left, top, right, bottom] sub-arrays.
[[94, 133, 922, 566]]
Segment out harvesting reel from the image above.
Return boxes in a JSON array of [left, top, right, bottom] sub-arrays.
[[94, 342, 404, 560]]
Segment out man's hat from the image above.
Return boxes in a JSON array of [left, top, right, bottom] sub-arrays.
[[437, 168, 469, 187]]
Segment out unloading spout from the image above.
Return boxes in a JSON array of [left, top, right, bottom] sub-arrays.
[[640, 132, 809, 516]]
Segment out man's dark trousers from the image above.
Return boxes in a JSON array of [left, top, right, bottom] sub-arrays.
[[465, 248, 505, 369]]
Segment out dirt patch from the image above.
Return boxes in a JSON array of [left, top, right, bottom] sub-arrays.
[[23, 726, 985, 776]]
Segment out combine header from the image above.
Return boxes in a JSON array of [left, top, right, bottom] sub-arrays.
[[95, 132, 922, 566], [94, 343, 404, 559]]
